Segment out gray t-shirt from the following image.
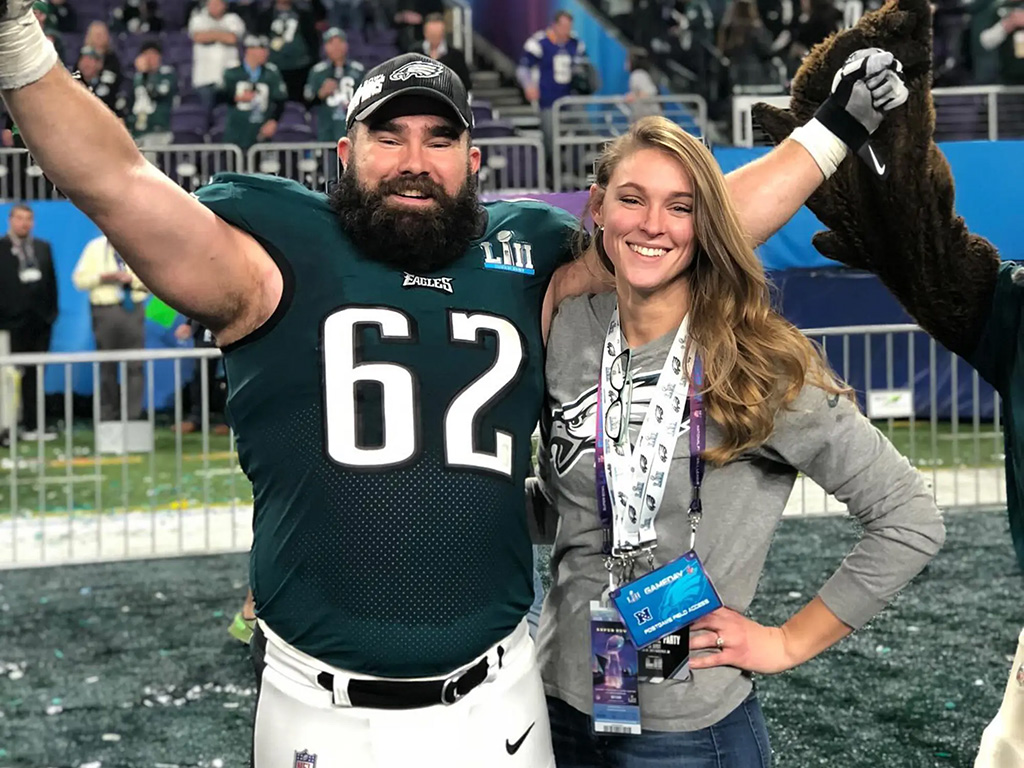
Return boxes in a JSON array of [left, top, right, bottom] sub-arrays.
[[536, 292, 946, 732]]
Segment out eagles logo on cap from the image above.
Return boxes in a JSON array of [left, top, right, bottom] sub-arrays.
[[389, 59, 445, 82], [346, 53, 473, 133]]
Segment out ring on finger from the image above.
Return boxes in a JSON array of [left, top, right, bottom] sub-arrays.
[[715, 634, 725, 649]]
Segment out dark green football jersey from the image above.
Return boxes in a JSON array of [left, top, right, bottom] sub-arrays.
[[196, 174, 577, 677], [221, 64, 288, 151]]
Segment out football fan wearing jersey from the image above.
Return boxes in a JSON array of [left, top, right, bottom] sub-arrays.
[[1, 8, 905, 759], [517, 10, 589, 155], [304, 27, 364, 142]]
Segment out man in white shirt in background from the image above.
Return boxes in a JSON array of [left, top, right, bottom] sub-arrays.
[[71, 235, 149, 422], [189, 0, 246, 119]]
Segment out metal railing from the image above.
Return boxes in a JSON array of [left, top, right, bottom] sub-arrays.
[[0, 347, 250, 568], [550, 95, 709, 192], [732, 85, 1024, 147], [143, 143, 246, 192], [0, 324, 1007, 566], [444, 0, 473, 65], [246, 137, 549, 195], [788, 324, 1005, 517]]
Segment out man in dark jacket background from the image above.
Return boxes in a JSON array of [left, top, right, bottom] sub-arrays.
[[415, 13, 470, 92], [0, 204, 58, 440]]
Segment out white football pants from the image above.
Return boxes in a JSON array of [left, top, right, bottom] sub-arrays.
[[975, 626, 1024, 768], [252, 619, 555, 768]]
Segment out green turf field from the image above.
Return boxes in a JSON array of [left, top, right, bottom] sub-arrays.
[[0, 419, 1007, 517], [0, 509, 1020, 767], [0, 426, 250, 515]]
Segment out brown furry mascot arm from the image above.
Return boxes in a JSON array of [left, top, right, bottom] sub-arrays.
[[752, 0, 1000, 361]]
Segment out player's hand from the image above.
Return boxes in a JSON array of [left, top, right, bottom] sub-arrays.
[[174, 323, 193, 341], [688, 607, 794, 675], [1, 129, 12, 147], [827, 48, 908, 136], [524, 85, 540, 103]]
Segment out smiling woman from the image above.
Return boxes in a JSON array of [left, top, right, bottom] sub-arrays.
[[536, 116, 946, 767]]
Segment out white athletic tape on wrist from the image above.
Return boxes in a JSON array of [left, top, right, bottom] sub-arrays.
[[0, 13, 58, 91], [790, 118, 849, 180]]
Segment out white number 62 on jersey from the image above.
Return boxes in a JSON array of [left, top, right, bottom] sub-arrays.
[[323, 306, 527, 477]]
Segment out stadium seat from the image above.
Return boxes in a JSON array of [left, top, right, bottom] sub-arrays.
[[280, 102, 310, 126], [171, 110, 208, 133], [472, 119, 517, 139], [471, 100, 495, 125], [273, 124, 315, 143], [172, 128, 206, 145]]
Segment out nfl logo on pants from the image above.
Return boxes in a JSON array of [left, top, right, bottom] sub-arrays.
[[294, 750, 317, 768]]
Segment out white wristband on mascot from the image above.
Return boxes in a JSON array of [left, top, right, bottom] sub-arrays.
[[0, 11, 58, 91], [790, 117, 849, 180]]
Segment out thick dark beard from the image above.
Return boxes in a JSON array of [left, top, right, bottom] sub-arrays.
[[329, 163, 482, 273]]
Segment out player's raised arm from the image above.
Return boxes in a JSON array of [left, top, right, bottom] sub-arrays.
[[0, 16, 279, 343], [726, 49, 907, 246]]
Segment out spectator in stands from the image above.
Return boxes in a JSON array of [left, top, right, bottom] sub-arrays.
[[304, 28, 364, 142], [416, 12, 471, 92], [84, 21, 121, 78], [257, 0, 318, 103], [174, 319, 229, 434], [127, 40, 177, 146], [189, 0, 246, 118], [666, 0, 716, 78], [221, 35, 287, 150], [111, 0, 163, 34], [72, 235, 150, 423], [393, 0, 443, 51], [0, 205, 58, 441], [718, 0, 785, 92], [624, 48, 661, 121], [49, 0, 76, 32], [977, 0, 1024, 84], [757, 0, 798, 63], [518, 11, 590, 157], [790, 0, 843, 66], [604, 0, 635, 36], [32, 1, 64, 62], [78, 47, 125, 118]]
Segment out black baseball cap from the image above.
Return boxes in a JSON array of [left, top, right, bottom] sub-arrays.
[[345, 53, 473, 134]]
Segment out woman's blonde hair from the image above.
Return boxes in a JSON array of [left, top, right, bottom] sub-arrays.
[[581, 115, 848, 464]]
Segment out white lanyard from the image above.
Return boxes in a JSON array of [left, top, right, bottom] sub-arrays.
[[600, 306, 692, 553]]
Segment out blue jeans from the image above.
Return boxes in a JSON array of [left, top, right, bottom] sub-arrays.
[[547, 692, 772, 768]]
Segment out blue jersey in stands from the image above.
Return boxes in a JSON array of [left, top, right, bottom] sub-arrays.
[[519, 31, 587, 109]]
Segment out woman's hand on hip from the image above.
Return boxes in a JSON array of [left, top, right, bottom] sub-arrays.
[[688, 607, 795, 674]]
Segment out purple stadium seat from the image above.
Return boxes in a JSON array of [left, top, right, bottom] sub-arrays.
[[171, 110, 207, 132], [273, 125, 314, 142], [211, 103, 228, 125], [472, 119, 517, 139], [208, 123, 225, 143], [280, 102, 309, 126], [173, 128, 206, 144], [471, 101, 494, 125]]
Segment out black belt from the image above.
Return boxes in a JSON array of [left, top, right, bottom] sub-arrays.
[[317, 646, 505, 710]]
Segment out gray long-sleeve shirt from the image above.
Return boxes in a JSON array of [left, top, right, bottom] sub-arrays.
[[537, 292, 945, 732]]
